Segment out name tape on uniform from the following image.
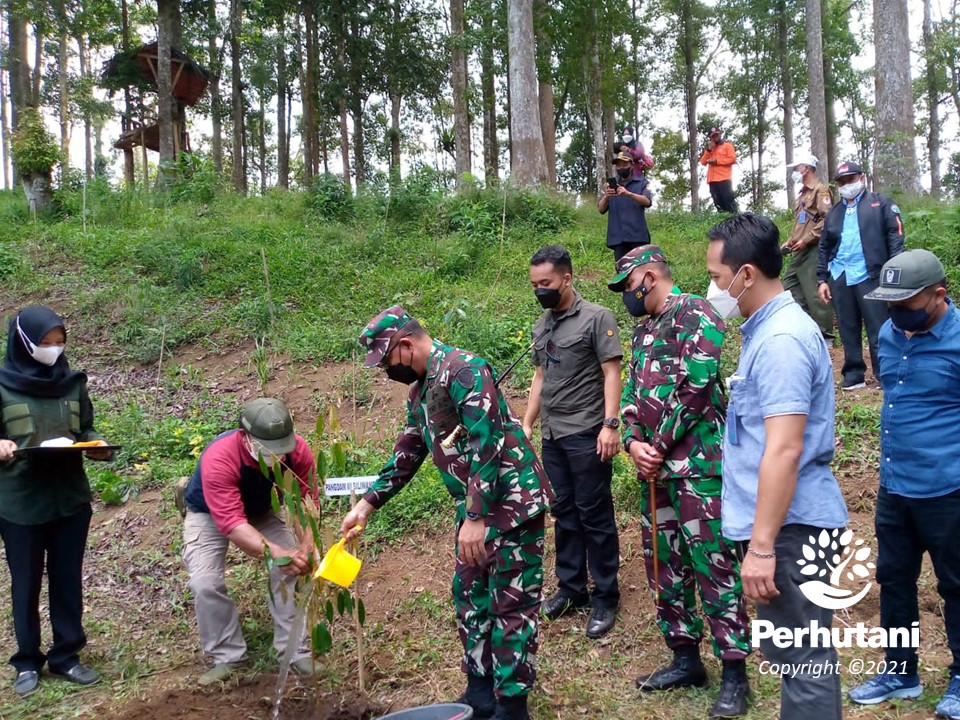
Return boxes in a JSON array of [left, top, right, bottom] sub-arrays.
[[324, 476, 377, 497]]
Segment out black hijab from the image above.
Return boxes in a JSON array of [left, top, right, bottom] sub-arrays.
[[0, 305, 86, 398]]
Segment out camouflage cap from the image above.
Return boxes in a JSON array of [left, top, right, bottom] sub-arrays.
[[359, 305, 414, 368], [613, 150, 633, 164], [607, 245, 668, 291]]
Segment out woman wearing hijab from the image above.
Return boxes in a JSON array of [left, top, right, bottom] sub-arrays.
[[0, 305, 110, 697]]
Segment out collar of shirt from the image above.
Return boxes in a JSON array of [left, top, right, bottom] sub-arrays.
[[844, 190, 865, 209], [546, 290, 583, 324], [890, 298, 956, 341], [740, 290, 794, 340], [425, 339, 447, 381], [650, 286, 682, 318]]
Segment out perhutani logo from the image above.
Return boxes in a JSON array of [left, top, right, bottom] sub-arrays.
[[796, 529, 874, 610], [884, 267, 902, 285]]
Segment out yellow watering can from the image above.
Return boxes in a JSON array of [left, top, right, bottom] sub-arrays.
[[315, 530, 363, 588]]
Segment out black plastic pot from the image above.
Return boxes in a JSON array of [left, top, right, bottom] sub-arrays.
[[375, 703, 474, 720]]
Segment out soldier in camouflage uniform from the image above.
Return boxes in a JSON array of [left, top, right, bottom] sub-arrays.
[[608, 246, 751, 718], [340, 306, 552, 720]]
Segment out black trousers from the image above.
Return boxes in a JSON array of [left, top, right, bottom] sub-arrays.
[[876, 486, 960, 675], [541, 425, 620, 608], [828, 273, 889, 382], [0, 504, 92, 673], [708, 180, 738, 213]]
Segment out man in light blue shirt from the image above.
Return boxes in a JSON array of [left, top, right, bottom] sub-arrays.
[[848, 250, 960, 720], [705, 213, 848, 720]]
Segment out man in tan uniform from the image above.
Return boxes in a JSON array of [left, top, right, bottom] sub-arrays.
[[782, 153, 835, 338]]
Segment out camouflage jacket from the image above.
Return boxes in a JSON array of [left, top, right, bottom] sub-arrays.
[[364, 340, 552, 537], [621, 288, 726, 480]]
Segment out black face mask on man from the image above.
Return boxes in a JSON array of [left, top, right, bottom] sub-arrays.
[[889, 300, 934, 333], [616, 167, 631, 180], [385, 345, 421, 384], [535, 286, 564, 309]]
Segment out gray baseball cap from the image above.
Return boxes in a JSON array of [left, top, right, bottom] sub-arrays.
[[864, 249, 946, 302], [240, 398, 297, 454]]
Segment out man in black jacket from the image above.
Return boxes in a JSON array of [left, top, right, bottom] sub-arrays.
[[816, 162, 904, 390]]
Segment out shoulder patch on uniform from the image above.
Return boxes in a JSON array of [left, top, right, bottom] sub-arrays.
[[871, 201, 881, 208], [891, 204, 901, 214], [453, 366, 476, 389]]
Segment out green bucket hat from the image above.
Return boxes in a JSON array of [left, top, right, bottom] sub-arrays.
[[359, 305, 414, 368], [607, 245, 668, 291]]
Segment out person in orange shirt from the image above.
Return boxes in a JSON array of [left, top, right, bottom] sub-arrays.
[[698, 127, 738, 213]]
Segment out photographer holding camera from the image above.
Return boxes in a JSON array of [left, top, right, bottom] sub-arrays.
[[599, 151, 653, 261], [698, 127, 738, 213]]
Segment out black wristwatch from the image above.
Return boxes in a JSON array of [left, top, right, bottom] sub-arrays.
[[602, 417, 620, 429]]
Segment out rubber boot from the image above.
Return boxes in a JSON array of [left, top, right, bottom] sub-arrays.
[[455, 674, 495, 719], [635, 645, 708, 691], [492, 695, 529, 720], [708, 659, 751, 718]]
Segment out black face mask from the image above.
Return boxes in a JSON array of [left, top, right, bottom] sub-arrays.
[[385, 346, 421, 385], [535, 286, 563, 309], [617, 167, 631, 180], [622, 286, 648, 317], [889, 303, 933, 333]]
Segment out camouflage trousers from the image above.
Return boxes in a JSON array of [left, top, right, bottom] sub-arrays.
[[639, 475, 750, 659], [452, 513, 545, 698]]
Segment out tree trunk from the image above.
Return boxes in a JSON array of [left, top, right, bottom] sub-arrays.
[[507, 0, 546, 187], [584, 5, 605, 193], [451, 0, 471, 185], [822, 0, 838, 176], [22, 174, 53, 213], [58, 31, 70, 176], [303, 0, 320, 183], [121, 0, 135, 186], [873, 0, 917, 192], [207, 0, 223, 175], [681, 0, 700, 208], [7, 11, 29, 136], [276, 14, 288, 189], [31, 23, 40, 105], [778, 0, 794, 206], [922, 0, 940, 198], [534, 0, 555, 186], [480, 2, 498, 183], [339, 100, 350, 189], [0, 23, 9, 189], [389, 91, 402, 184], [229, 0, 246, 192], [78, 36, 93, 181], [805, 0, 828, 182], [351, 95, 365, 186], [632, 0, 640, 123], [157, 0, 176, 187]]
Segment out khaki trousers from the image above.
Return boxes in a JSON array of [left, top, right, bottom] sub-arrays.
[[183, 510, 308, 664]]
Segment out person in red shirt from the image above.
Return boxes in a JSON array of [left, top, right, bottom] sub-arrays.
[[698, 127, 738, 213], [181, 398, 318, 685]]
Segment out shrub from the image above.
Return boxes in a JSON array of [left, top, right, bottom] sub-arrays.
[[308, 173, 354, 221], [11, 107, 60, 178]]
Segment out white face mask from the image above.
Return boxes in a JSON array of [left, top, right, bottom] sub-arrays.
[[838, 179, 864, 200], [247, 440, 279, 467], [791, 170, 804, 184], [622, 135, 633, 144], [706, 267, 746, 320], [15, 318, 65, 366]]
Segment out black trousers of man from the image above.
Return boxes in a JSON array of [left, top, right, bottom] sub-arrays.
[[612, 242, 648, 262], [876, 486, 960, 675], [828, 273, 889, 384], [541, 424, 620, 609], [708, 180, 738, 213], [0, 504, 92, 673]]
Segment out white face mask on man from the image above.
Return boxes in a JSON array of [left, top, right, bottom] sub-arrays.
[[706, 266, 747, 320], [838, 178, 865, 200], [791, 170, 804, 184]]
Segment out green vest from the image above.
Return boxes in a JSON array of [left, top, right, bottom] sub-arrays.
[[0, 380, 98, 525]]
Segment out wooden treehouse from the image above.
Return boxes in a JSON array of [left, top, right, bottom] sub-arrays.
[[103, 42, 212, 185]]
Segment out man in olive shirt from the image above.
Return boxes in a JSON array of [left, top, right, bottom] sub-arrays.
[[782, 153, 835, 338], [523, 245, 623, 639]]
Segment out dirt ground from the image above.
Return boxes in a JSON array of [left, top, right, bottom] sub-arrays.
[[0, 338, 953, 720]]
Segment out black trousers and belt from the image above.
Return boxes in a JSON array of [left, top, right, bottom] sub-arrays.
[[876, 486, 960, 675], [828, 273, 889, 383], [0, 504, 92, 673], [708, 180, 738, 213], [541, 424, 620, 609]]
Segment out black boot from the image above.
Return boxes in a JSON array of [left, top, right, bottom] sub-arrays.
[[708, 660, 751, 718], [455, 674, 495, 719], [635, 645, 708, 691], [492, 695, 529, 720]]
